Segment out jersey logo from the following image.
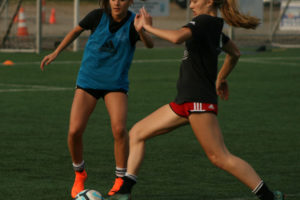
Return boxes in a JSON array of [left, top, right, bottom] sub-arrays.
[[99, 40, 117, 54], [190, 103, 218, 113], [191, 103, 204, 112], [182, 49, 189, 61], [189, 21, 196, 26], [208, 104, 215, 110]]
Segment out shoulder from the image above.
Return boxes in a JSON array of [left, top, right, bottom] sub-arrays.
[[128, 11, 136, 22], [127, 11, 137, 32], [83, 8, 104, 20], [90, 8, 103, 16], [190, 15, 223, 27], [183, 14, 224, 37], [79, 9, 104, 30]]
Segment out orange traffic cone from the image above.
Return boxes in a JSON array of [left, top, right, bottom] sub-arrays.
[[49, 8, 56, 24], [17, 7, 29, 36], [3, 60, 14, 66]]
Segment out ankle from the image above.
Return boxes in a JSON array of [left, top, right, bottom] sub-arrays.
[[253, 181, 274, 200], [73, 160, 85, 172], [118, 176, 136, 194]]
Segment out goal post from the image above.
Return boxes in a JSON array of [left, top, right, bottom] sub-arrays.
[[73, 0, 79, 52], [270, 0, 300, 48], [0, 0, 41, 53], [36, 0, 42, 54]]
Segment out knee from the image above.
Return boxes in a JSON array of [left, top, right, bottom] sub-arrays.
[[112, 124, 127, 141], [129, 124, 144, 144], [207, 151, 232, 170], [68, 126, 84, 138]]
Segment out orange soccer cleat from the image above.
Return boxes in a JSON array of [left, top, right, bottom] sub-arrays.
[[71, 170, 87, 198], [108, 177, 124, 196]]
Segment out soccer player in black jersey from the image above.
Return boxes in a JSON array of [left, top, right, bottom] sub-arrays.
[[109, 0, 284, 200]]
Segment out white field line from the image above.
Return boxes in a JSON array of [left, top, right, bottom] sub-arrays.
[[0, 59, 181, 66], [0, 83, 73, 93], [0, 57, 298, 93], [239, 58, 300, 66], [0, 56, 299, 66]]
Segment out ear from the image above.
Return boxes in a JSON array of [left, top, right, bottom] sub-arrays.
[[207, 0, 214, 7]]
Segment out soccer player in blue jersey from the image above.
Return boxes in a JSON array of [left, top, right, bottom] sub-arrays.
[[110, 0, 284, 200], [40, 0, 153, 198]]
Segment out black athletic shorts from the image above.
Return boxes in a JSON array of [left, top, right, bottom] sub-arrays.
[[76, 85, 127, 100]]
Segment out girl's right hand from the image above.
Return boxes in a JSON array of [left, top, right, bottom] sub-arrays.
[[40, 52, 58, 71], [216, 78, 229, 100], [140, 7, 152, 28]]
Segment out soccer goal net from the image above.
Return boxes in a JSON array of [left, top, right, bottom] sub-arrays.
[[1, 0, 300, 53], [270, 0, 300, 48], [0, 0, 37, 52]]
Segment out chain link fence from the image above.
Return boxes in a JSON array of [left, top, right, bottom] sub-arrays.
[[0, 0, 300, 52]]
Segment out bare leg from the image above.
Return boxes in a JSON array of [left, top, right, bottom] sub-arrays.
[[127, 104, 188, 175], [68, 89, 97, 198], [104, 92, 129, 168], [189, 113, 262, 190], [68, 89, 97, 164]]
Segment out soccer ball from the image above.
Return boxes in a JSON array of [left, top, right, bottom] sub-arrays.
[[74, 189, 104, 200]]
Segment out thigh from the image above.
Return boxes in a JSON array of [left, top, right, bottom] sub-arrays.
[[104, 92, 128, 127], [131, 104, 189, 140], [69, 89, 98, 131], [189, 113, 229, 155]]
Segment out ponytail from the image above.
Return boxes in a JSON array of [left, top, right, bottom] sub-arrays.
[[215, 0, 260, 29]]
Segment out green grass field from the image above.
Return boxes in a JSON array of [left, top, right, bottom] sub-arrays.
[[0, 47, 299, 200]]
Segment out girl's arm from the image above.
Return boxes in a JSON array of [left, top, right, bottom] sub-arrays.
[[144, 26, 191, 45], [138, 29, 154, 48], [218, 40, 241, 80], [216, 40, 241, 100], [40, 25, 84, 71], [134, 14, 154, 48], [140, 8, 192, 44]]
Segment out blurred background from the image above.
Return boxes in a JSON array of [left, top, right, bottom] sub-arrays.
[[0, 0, 300, 52], [0, 1, 299, 199]]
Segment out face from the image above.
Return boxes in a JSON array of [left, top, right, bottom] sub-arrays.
[[109, 0, 133, 19], [189, 0, 214, 16]]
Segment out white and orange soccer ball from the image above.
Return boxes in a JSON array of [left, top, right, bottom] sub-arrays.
[[74, 189, 104, 200]]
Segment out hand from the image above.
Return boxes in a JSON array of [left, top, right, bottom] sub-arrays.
[[216, 78, 229, 100], [140, 7, 152, 28], [40, 52, 58, 71], [134, 14, 143, 32]]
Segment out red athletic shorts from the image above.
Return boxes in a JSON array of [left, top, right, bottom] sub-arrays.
[[169, 102, 218, 118]]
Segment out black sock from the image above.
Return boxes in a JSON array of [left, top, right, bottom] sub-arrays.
[[118, 176, 136, 194], [254, 182, 274, 200]]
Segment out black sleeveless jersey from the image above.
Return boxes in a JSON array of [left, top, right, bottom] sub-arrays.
[[174, 14, 230, 104]]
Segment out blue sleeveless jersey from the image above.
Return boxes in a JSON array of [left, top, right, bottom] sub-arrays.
[[76, 12, 136, 91]]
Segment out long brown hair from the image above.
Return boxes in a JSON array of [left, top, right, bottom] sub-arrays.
[[99, 0, 110, 13], [213, 0, 260, 29]]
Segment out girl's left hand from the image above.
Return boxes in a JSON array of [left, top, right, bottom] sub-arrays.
[[134, 14, 143, 32], [216, 78, 229, 100]]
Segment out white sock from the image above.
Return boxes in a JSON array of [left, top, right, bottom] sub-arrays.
[[72, 160, 85, 172], [125, 172, 137, 182], [252, 180, 264, 194], [115, 167, 127, 177]]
